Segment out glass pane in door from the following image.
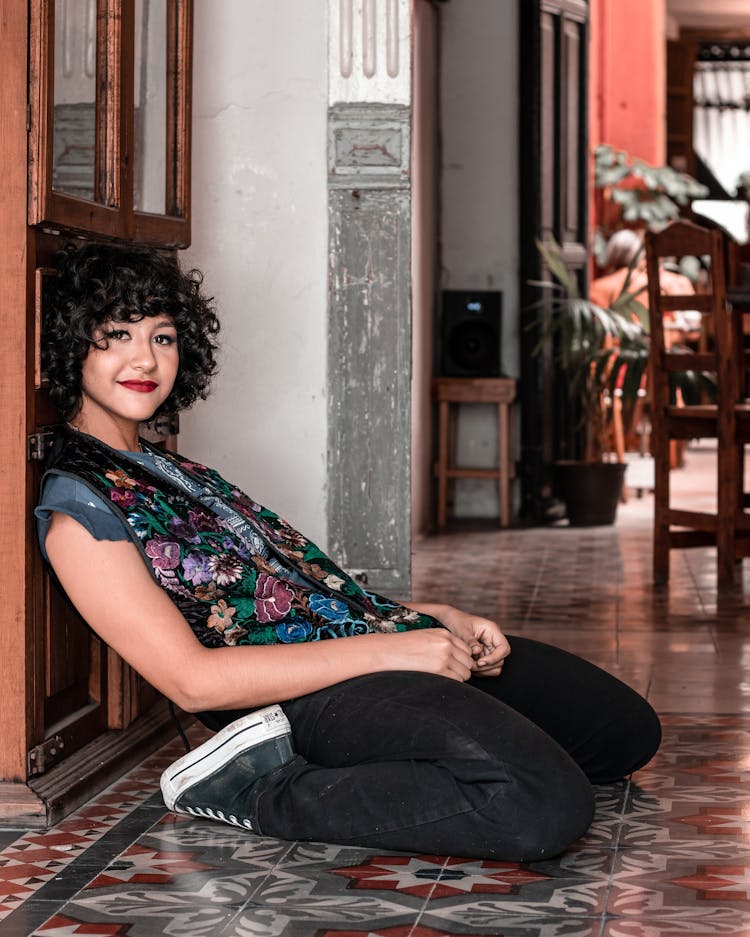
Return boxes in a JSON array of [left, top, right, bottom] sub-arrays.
[[133, 0, 167, 215], [52, 0, 98, 201]]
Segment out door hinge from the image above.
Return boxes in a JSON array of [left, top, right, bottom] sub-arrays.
[[27, 431, 55, 462], [28, 735, 64, 776]]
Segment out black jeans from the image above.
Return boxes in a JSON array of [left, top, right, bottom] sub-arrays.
[[203, 636, 661, 861]]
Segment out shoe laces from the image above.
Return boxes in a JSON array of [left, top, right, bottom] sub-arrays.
[[178, 803, 253, 831]]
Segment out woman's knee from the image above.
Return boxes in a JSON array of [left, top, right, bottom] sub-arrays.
[[494, 636, 662, 784], [590, 693, 662, 783], [481, 766, 595, 862]]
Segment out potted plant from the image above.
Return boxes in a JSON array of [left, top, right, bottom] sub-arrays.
[[530, 237, 650, 525], [593, 143, 709, 268]]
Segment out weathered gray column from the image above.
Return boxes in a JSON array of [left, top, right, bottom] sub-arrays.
[[327, 0, 413, 595]]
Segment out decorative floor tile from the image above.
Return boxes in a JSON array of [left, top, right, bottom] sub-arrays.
[[331, 854, 552, 899]]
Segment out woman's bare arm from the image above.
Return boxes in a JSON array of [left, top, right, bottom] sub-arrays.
[[45, 512, 476, 711]]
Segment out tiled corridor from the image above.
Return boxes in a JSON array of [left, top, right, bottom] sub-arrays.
[[1, 444, 749, 936]]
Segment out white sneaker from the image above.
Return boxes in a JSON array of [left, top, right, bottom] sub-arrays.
[[160, 704, 294, 831]]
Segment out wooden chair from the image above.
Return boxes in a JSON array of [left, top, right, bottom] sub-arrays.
[[646, 219, 750, 586]]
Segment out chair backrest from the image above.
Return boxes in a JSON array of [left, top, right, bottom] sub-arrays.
[[645, 219, 739, 414]]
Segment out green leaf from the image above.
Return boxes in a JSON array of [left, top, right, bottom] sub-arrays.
[[528, 231, 651, 459], [535, 238, 580, 298]]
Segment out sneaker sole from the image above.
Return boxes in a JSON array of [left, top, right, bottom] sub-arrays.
[[160, 704, 291, 811]]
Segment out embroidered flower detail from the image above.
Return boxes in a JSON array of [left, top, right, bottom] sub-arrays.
[[152, 567, 193, 599], [180, 460, 208, 472], [207, 599, 237, 632], [109, 488, 136, 509], [127, 513, 151, 538], [222, 623, 248, 645], [105, 469, 138, 489], [255, 519, 281, 542], [183, 552, 214, 586], [208, 553, 243, 586], [317, 619, 370, 639], [309, 594, 351, 622], [275, 619, 312, 642], [255, 573, 294, 622], [168, 516, 201, 544], [221, 535, 250, 560], [188, 508, 222, 532], [277, 523, 307, 547], [364, 612, 398, 633], [302, 563, 346, 591], [195, 581, 224, 602], [145, 536, 180, 570]]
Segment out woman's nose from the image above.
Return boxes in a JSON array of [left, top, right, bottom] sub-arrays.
[[131, 337, 157, 370]]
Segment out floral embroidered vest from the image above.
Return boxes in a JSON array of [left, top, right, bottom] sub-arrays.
[[43, 428, 438, 648]]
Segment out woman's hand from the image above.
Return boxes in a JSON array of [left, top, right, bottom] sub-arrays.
[[406, 602, 511, 677], [371, 628, 477, 682]]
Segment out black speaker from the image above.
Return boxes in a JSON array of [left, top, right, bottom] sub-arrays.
[[440, 290, 502, 377]]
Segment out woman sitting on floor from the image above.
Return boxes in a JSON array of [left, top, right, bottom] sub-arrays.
[[36, 242, 661, 861]]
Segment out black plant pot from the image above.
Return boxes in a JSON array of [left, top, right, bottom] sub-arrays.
[[555, 460, 627, 527]]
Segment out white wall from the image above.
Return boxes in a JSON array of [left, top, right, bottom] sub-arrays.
[[181, 1, 329, 545], [440, 0, 519, 517]]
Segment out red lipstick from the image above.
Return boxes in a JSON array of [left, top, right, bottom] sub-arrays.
[[118, 380, 158, 393]]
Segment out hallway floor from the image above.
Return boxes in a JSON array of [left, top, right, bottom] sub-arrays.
[[1, 444, 749, 937]]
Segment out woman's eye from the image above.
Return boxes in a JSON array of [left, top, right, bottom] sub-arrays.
[[154, 333, 177, 345], [104, 329, 129, 341]]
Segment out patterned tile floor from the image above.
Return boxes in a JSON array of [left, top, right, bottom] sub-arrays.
[[2, 443, 750, 936]]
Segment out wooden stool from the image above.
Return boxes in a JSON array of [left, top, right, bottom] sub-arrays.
[[432, 377, 517, 528]]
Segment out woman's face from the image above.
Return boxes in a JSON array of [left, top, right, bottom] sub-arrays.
[[77, 315, 179, 442]]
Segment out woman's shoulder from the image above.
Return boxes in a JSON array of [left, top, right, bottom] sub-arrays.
[[38, 473, 112, 512], [35, 473, 131, 559]]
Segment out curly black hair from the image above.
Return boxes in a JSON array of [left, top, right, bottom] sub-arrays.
[[43, 241, 220, 420]]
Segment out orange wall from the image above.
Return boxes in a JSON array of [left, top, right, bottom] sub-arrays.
[[589, 0, 668, 247], [589, 0, 667, 165]]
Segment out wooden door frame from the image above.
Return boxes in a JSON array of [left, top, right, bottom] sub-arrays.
[[0, 0, 39, 814]]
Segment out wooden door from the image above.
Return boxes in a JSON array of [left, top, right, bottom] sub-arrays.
[[27, 238, 108, 779], [519, 0, 590, 521]]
